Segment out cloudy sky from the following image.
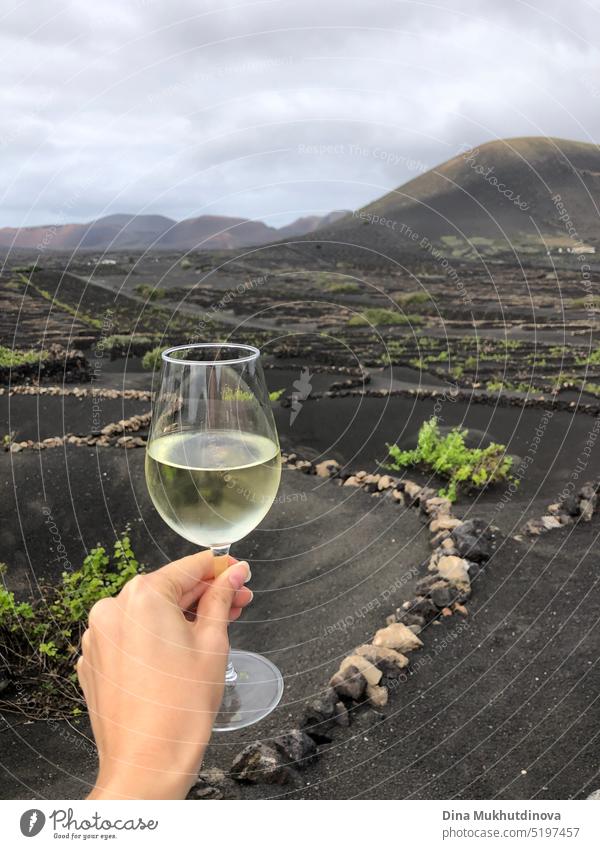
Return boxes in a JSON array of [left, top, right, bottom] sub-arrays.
[[2, 0, 599, 227]]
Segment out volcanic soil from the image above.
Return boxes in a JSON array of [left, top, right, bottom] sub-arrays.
[[1, 388, 600, 800]]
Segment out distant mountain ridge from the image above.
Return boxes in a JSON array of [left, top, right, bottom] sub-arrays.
[[3, 137, 599, 258], [312, 137, 600, 256], [0, 210, 350, 252]]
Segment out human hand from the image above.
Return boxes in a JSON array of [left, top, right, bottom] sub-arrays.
[[78, 551, 252, 799]]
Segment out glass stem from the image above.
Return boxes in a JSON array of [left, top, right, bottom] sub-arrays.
[[211, 545, 238, 685]]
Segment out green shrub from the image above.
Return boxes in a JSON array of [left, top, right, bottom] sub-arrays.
[[3, 279, 23, 291], [180, 258, 192, 269], [0, 345, 48, 368], [394, 291, 429, 307], [385, 417, 514, 501], [222, 387, 253, 401], [375, 340, 407, 365], [0, 532, 143, 717], [582, 348, 600, 365], [571, 296, 600, 310], [102, 334, 156, 353], [486, 379, 522, 392], [348, 308, 422, 327], [142, 345, 166, 371], [424, 350, 449, 363], [135, 284, 166, 301], [327, 281, 360, 294]]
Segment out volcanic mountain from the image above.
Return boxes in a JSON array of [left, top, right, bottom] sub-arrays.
[[314, 137, 600, 256], [3, 138, 598, 258], [0, 210, 350, 252]]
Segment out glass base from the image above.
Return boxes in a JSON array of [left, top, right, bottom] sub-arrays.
[[213, 649, 284, 731]]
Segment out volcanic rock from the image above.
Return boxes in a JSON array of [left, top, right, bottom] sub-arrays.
[[430, 516, 463, 533], [561, 494, 581, 517], [430, 529, 452, 547], [435, 556, 471, 594], [363, 473, 380, 485], [198, 766, 227, 786], [524, 518, 544, 535], [230, 743, 295, 785], [579, 483, 597, 502], [353, 643, 409, 676], [334, 701, 350, 726], [401, 596, 438, 621], [315, 459, 340, 478], [366, 683, 389, 707], [301, 688, 339, 740], [541, 515, 561, 530], [189, 782, 223, 800], [403, 480, 422, 500], [422, 496, 453, 517], [451, 519, 495, 562], [339, 654, 382, 686], [586, 789, 600, 800], [415, 573, 443, 595], [377, 474, 395, 490], [274, 729, 318, 765], [373, 622, 423, 652], [395, 610, 426, 631], [430, 582, 457, 609], [330, 665, 367, 701]]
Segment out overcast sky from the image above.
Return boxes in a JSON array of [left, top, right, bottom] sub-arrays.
[[2, 0, 599, 227]]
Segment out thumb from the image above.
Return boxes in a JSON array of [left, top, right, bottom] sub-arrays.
[[195, 561, 250, 631]]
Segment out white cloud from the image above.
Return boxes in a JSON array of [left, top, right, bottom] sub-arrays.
[[2, 0, 599, 225]]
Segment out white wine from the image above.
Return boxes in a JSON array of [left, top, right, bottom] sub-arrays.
[[145, 429, 281, 547]]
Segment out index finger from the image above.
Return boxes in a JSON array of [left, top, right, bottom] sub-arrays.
[[149, 550, 236, 601]]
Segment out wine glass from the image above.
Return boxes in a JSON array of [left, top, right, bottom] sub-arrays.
[[145, 342, 283, 731]]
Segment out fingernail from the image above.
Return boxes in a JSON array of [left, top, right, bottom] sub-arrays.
[[245, 567, 252, 583], [247, 589, 254, 603], [229, 561, 250, 590]]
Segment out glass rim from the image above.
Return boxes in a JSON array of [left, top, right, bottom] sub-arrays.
[[161, 342, 261, 365]]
